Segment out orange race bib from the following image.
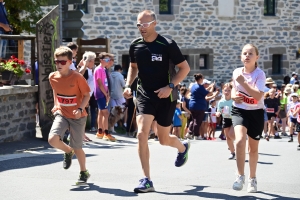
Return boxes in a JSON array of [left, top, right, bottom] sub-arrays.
[[266, 108, 275, 113], [57, 94, 77, 106], [237, 92, 258, 106]]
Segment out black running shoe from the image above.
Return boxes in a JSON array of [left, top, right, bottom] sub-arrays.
[[76, 170, 91, 185], [297, 145, 300, 151], [63, 150, 74, 169], [288, 137, 293, 142]]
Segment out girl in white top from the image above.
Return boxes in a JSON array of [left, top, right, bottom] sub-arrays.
[[231, 44, 266, 193]]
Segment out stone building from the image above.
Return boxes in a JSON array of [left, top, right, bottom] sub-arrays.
[[34, 0, 300, 84]]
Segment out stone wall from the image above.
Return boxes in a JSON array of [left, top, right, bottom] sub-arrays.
[[0, 86, 38, 143], [24, 0, 300, 84]]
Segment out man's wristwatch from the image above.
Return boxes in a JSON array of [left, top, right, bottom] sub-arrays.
[[168, 83, 175, 89], [125, 84, 131, 88], [77, 108, 83, 113]]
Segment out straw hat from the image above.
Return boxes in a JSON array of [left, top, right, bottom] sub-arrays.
[[286, 84, 292, 88], [284, 87, 292, 93], [265, 77, 275, 84]]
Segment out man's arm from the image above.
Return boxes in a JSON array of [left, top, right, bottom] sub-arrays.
[[126, 62, 138, 86], [0, 22, 11, 32], [79, 92, 90, 109], [170, 60, 190, 86]]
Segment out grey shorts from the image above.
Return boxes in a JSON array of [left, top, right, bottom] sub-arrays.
[[278, 109, 286, 119], [49, 112, 87, 149]]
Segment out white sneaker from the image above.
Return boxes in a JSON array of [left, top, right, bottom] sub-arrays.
[[185, 133, 193, 139], [247, 177, 257, 193], [232, 175, 245, 191], [194, 136, 202, 140], [228, 153, 235, 160], [90, 127, 97, 132]]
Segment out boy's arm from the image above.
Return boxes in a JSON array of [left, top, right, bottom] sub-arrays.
[[97, 78, 108, 98], [79, 92, 90, 109], [292, 106, 300, 117]]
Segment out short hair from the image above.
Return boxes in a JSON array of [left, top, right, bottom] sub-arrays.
[[137, 10, 156, 21], [99, 52, 114, 59], [114, 64, 123, 71], [66, 42, 78, 50], [82, 51, 96, 61], [54, 46, 72, 60]]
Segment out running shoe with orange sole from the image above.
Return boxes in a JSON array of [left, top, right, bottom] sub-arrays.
[[96, 132, 104, 139], [103, 134, 116, 142]]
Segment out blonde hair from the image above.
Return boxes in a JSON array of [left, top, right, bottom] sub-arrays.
[[54, 46, 72, 60], [222, 82, 232, 90], [83, 51, 96, 61], [243, 44, 259, 67]]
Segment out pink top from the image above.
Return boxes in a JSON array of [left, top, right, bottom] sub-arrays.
[[232, 67, 266, 110], [93, 65, 108, 100]]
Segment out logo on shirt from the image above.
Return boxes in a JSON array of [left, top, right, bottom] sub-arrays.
[[152, 54, 162, 61]]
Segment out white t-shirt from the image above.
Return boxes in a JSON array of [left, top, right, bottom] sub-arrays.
[[86, 68, 94, 97], [69, 63, 77, 70], [232, 67, 266, 110], [208, 106, 217, 123], [287, 101, 299, 118]]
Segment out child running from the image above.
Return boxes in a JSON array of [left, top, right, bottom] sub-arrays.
[[48, 46, 91, 185], [216, 83, 235, 159], [231, 44, 266, 193]]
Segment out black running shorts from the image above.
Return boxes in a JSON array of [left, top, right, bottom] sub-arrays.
[[222, 118, 233, 129], [136, 95, 177, 127], [231, 106, 264, 140]]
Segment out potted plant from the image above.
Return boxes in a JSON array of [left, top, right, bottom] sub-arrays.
[[0, 55, 29, 84]]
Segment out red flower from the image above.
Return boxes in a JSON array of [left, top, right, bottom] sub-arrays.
[[18, 60, 25, 65], [12, 64, 17, 68], [10, 55, 16, 59], [25, 68, 31, 73]]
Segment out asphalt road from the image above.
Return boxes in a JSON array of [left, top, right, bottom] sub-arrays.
[[0, 129, 300, 200]]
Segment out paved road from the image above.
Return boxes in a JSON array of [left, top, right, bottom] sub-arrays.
[[0, 130, 300, 200]]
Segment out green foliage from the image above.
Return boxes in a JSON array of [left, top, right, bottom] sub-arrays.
[[5, 0, 44, 34]]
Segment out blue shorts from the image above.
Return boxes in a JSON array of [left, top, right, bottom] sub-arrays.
[[290, 117, 297, 124], [97, 97, 108, 110]]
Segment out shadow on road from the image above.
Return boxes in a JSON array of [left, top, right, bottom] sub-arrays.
[[0, 153, 96, 173], [245, 160, 273, 165], [156, 185, 299, 199], [258, 153, 280, 157], [70, 183, 138, 197]]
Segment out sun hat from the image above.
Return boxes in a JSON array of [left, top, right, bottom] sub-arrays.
[[265, 77, 275, 84]]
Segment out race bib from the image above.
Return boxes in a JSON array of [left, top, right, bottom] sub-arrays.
[[266, 108, 275, 113], [105, 78, 108, 87], [57, 94, 77, 106], [237, 92, 258, 106], [222, 106, 231, 118]]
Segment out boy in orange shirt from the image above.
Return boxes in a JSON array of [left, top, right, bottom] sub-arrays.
[[48, 46, 91, 185]]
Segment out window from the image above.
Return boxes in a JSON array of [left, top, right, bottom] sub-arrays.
[[159, 0, 171, 14], [74, 0, 88, 14], [272, 54, 282, 74], [199, 55, 208, 69], [264, 0, 275, 16]]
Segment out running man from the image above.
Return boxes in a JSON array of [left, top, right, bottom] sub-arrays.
[[123, 10, 191, 193]]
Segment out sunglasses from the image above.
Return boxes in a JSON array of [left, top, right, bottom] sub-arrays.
[[54, 60, 68, 65], [136, 20, 155, 28], [102, 58, 112, 62]]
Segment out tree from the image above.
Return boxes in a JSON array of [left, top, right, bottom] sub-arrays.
[[5, 0, 44, 34]]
